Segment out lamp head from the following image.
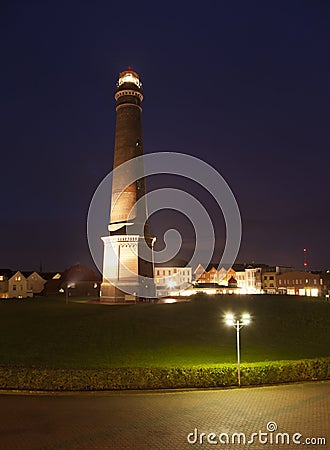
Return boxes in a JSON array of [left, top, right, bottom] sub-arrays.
[[225, 313, 235, 326], [242, 313, 251, 325]]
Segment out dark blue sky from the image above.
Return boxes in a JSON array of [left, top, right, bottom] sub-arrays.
[[1, 1, 329, 271]]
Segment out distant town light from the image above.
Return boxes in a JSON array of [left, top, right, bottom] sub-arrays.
[[162, 298, 177, 304]]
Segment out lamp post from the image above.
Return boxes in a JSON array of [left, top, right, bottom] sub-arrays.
[[65, 284, 69, 305], [225, 313, 250, 388]]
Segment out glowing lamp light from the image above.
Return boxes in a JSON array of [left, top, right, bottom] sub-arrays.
[[225, 313, 235, 326], [242, 313, 250, 325], [167, 279, 176, 289], [118, 71, 142, 88]]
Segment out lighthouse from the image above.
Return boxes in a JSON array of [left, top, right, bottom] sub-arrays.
[[100, 68, 156, 302]]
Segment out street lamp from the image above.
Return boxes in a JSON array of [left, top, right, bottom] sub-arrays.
[[225, 313, 250, 388]]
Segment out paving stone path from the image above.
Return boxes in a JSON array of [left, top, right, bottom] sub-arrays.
[[0, 381, 329, 449]]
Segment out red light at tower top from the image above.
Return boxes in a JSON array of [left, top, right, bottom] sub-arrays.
[[303, 248, 308, 269]]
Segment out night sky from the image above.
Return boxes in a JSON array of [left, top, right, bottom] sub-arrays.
[[1, 1, 329, 272]]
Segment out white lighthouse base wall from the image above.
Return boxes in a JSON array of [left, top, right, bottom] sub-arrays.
[[100, 235, 155, 302]]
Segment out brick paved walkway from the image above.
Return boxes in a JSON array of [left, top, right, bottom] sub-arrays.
[[0, 381, 329, 449]]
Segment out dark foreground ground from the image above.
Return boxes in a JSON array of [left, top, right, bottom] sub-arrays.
[[0, 295, 329, 367], [0, 381, 329, 449]]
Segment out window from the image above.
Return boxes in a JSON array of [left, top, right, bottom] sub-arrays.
[[0, 276, 3, 281], [270, 283, 274, 287], [314, 279, 317, 285], [269, 276, 274, 280], [13, 285, 16, 291], [156, 270, 159, 276], [279, 280, 282, 285], [264, 276, 267, 280]]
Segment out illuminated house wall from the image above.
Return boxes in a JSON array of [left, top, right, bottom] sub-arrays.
[[154, 267, 192, 296], [194, 266, 237, 285], [262, 271, 277, 294], [8, 271, 32, 298], [26, 271, 46, 294], [277, 270, 323, 297]]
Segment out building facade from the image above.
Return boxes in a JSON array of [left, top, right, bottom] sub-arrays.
[[262, 271, 277, 294], [277, 271, 323, 297], [8, 271, 32, 298], [154, 267, 192, 297]]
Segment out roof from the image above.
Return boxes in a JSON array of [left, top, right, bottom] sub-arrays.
[[0, 268, 14, 278], [60, 264, 101, 282]]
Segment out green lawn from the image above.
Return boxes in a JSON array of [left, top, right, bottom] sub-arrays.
[[0, 295, 329, 369]]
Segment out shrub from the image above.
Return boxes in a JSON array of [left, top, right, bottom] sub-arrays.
[[0, 358, 328, 391]]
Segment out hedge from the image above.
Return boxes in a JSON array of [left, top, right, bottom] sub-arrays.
[[0, 358, 329, 391]]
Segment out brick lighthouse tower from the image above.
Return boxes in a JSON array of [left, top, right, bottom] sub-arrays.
[[100, 68, 156, 302]]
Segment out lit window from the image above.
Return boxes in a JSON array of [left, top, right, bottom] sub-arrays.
[[314, 279, 317, 285], [0, 276, 3, 281], [306, 279, 309, 284]]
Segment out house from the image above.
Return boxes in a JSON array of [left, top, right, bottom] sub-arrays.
[[40, 272, 63, 295], [277, 271, 323, 297], [194, 264, 205, 282], [154, 266, 192, 297], [8, 271, 32, 298], [23, 271, 47, 295], [43, 264, 101, 297], [262, 271, 277, 294], [194, 265, 237, 286], [229, 265, 263, 294], [0, 269, 12, 299]]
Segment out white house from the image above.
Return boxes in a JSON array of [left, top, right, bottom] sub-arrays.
[[26, 272, 47, 295], [234, 267, 262, 294], [154, 266, 192, 297], [8, 271, 33, 298]]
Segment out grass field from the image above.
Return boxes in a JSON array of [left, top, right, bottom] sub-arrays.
[[0, 295, 329, 369]]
